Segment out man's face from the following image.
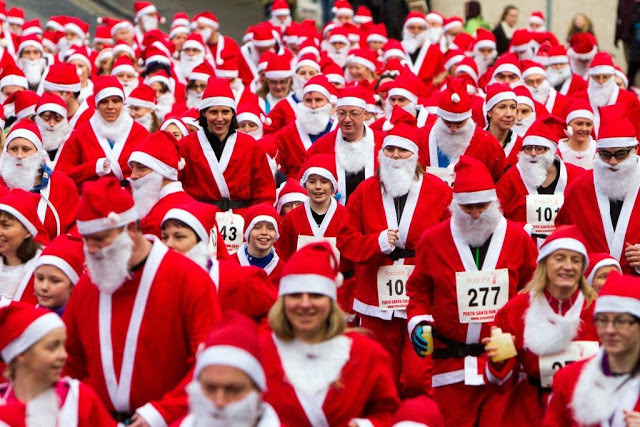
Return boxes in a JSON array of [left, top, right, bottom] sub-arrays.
[[524, 73, 547, 89], [39, 111, 65, 128], [182, 47, 203, 58], [388, 95, 411, 108], [440, 118, 468, 133], [494, 71, 520, 85], [82, 227, 123, 255], [459, 202, 491, 220], [591, 74, 613, 85], [406, 23, 427, 36], [20, 46, 42, 60], [114, 27, 133, 44], [129, 161, 153, 180], [198, 365, 258, 408], [516, 104, 533, 121], [337, 107, 365, 135], [597, 147, 638, 169], [303, 91, 329, 110], [477, 47, 495, 58]]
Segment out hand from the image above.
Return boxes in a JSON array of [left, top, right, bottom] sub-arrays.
[[387, 229, 400, 246], [128, 414, 151, 427], [625, 243, 640, 267], [348, 422, 358, 427], [624, 410, 640, 426], [411, 324, 429, 358], [103, 158, 111, 173]]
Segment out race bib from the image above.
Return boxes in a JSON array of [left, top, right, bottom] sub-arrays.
[[207, 225, 218, 255], [296, 235, 340, 261], [426, 166, 455, 188], [377, 265, 415, 311], [538, 341, 599, 388], [526, 194, 564, 236], [456, 269, 509, 323], [215, 212, 244, 255]]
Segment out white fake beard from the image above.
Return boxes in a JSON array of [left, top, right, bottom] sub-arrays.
[[378, 151, 418, 198], [131, 170, 164, 217], [425, 27, 443, 45], [570, 58, 590, 77], [589, 77, 617, 108], [186, 381, 261, 427], [156, 93, 173, 120], [239, 127, 264, 140], [186, 240, 210, 271], [518, 150, 555, 188], [433, 117, 475, 159], [84, 230, 134, 295], [594, 154, 639, 201], [473, 51, 496, 76], [140, 15, 159, 32], [402, 29, 428, 55], [451, 201, 503, 247], [91, 110, 133, 143], [18, 57, 46, 88], [516, 49, 534, 61], [26, 388, 59, 427], [186, 90, 203, 109], [35, 115, 71, 152], [527, 79, 550, 104], [513, 113, 536, 137], [547, 65, 572, 87], [292, 74, 306, 100], [335, 134, 373, 174], [134, 112, 154, 132], [180, 54, 204, 78], [120, 79, 139, 97], [198, 28, 212, 43], [384, 101, 416, 119], [297, 103, 332, 135], [328, 46, 348, 68], [0, 150, 45, 190]]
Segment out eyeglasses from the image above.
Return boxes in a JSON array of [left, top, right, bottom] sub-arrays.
[[594, 316, 638, 331], [188, 82, 207, 91], [337, 110, 364, 120], [522, 145, 550, 154], [267, 79, 290, 87], [598, 148, 634, 161]]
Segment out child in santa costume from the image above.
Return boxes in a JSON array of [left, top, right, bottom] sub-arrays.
[[585, 252, 621, 293], [0, 301, 116, 426], [261, 242, 400, 426], [482, 226, 599, 426], [544, 272, 640, 426], [274, 178, 307, 217]]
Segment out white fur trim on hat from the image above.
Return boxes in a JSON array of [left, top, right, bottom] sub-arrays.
[[366, 33, 388, 44], [6, 128, 43, 151], [36, 102, 67, 117], [215, 69, 239, 79], [474, 40, 496, 51], [276, 192, 308, 213], [537, 237, 588, 266], [383, 48, 406, 61], [301, 167, 338, 194], [199, 96, 236, 111], [336, 97, 366, 109], [493, 64, 522, 78], [196, 16, 219, 30], [443, 20, 463, 32], [346, 55, 375, 72], [522, 135, 557, 150], [588, 65, 615, 76], [161, 118, 189, 136], [426, 13, 443, 24], [169, 26, 189, 39], [76, 205, 139, 235], [194, 346, 266, 390], [586, 259, 621, 286], [95, 86, 125, 104], [145, 55, 171, 65], [329, 34, 349, 45], [189, 72, 211, 83], [522, 66, 546, 79], [265, 70, 293, 80], [529, 16, 545, 26], [453, 189, 497, 205], [35, 255, 80, 285], [303, 83, 331, 101], [326, 73, 346, 85], [444, 54, 464, 71], [136, 4, 157, 18], [237, 112, 262, 127], [548, 55, 569, 65], [162, 208, 208, 242], [566, 109, 594, 124], [111, 64, 137, 76], [252, 38, 276, 48], [516, 96, 534, 110], [567, 46, 597, 61], [595, 295, 640, 318], [455, 65, 478, 83], [128, 151, 177, 181], [43, 80, 81, 93], [243, 214, 279, 241], [279, 273, 337, 299], [388, 87, 418, 104], [0, 204, 38, 237], [436, 108, 472, 122], [383, 135, 418, 154], [18, 40, 43, 54], [596, 137, 639, 149], [510, 41, 532, 53], [486, 91, 516, 112], [126, 97, 156, 110], [295, 59, 321, 72], [65, 23, 86, 39], [0, 75, 28, 89], [16, 106, 36, 121], [404, 16, 427, 28], [182, 39, 205, 52], [0, 313, 65, 364]]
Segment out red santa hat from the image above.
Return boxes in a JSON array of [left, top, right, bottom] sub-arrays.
[[426, 11, 444, 26], [585, 253, 621, 287], [0, 105, 5, 131], [565, 99, 594, 124], [354, 5, 373, 24], [382, 39, 406, 62], [181, 108, 201, 129], [126, 84, 156, 110], [112, 39, 136, 59], [171, 12, 190, 29], [332, 0, 354, 17], [275, 178, 308, 214], [437, 77, 472, 122], [199, 78, 235, 111], [134, 1, 164, 23], [295, 53, 321, 74], [383, 105, 418, 131], [146, 69, 172, 88], [252, 24, 277, 48], [163, 201, 217, 243], [474, 28, 496, 51], [597, 104, 638, 148], [455, 57, 479, 84], [366, 23, 388, 44], [111, 55, 137, 76], [76, 177, 138, 235], [12, 91, 40, 121], [93, 75, 125, 104], [160, 116, 189, 136], [302, 75, 336, 102], [529, 11, 546, 27], [129, 130, 184, 181], [236, 101, 264, 128], [443, 15, 464, 33], [328, 27, 350, 45], [452, 156, 497, 204], [193, 311, 266, 390], [6, 7, 24, 26], [491, 53, 522, 79], [322, 61, 346, 86], [536, 225, 588, 269], [392, 395, 445, 427], [42, 30, 63, 53], [520, 60, 546, 79], [388, 74, 419, 104], [243, 203, 280, 241], [383, 123, 419, 154], [510, 29, 533, 53], [451, 32, 475, 53], [300, 154, 338, 194], [34, 235, 85, 286], [189, 61, 215, 83], [271, 0, 291, 17], [280, 241, 341, 299], [615, 65, 629, 88], [45, 16, 66, 33], [547, 45, 569, 65], [193, 12, 219, 30], [36, 92, 67, 117], [522, 114, 566, 151], [0, 63, 27, 90], [0, 189, 47, 241], [588, 52, 615, 76], [6, 118, 42, 151], [66, 47, 92, 71], [485, 83, 516, 112], [404, 11, 427, 28], [444, 49, 465, 71], [596, 272, 640, 318], [93, 25, 113, 45], [513, 85, 535, 110], [169, 24, 189, 40], [143, 45, 171, 66], [0, 301, 66, 364], [64, 17, 89, 40], [265, 54, 293, 80], [215, 52, 239, 79], [43, 63, 81, 93], [568, 33, 597, 60], [336, 85, 368, 109], [298, 39, 320, 59], [182, 32, 206, 52], [17, 34, 43, 56]]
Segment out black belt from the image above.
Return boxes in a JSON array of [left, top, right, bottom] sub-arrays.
[[432, 329, 485, 360], [208, 198, 248, 211], [528, 376, 552, 393], [343, 270, 355, 280], [388, 248, 415, 261], [110, 411, 134, 423]]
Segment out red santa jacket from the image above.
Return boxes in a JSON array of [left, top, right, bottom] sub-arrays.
[[63, 240, 221, 424], [0, 377, 116, 427], [178, 129, 276, 215], [557, 74, 587, 97], [497, 159, 585, 225], [140, 182, 195, 237], [406, 218, 537, 387], [556, 169, 640, 275], [274, 119, 329, 178], [484, 291, 598, 427], [263, 95, 298, 134], [574, 86, 640, 135], [418, 123, 508, 182], [68, 101, 95, 130], [56, 116, 149, 187], [260, 331, 400, 427], [337, 173, 452, 319], [544, 89, 570, 119], [405, 42, 444, 86]]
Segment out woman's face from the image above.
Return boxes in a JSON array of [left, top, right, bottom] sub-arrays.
[[161, 224, 199, 254], [545, 249, 583, 293], [568, 118, 594, 144], [0, 213, 31, 258], [296, 65, 319, 81], [284, 293, 332, 341], [267, 77, 291, 98], [204, 106, 234, 139], [592, 265, 621, 293], [595, 312, 640, 359], [488, 100, 516, 131], [163, 123, 185, 140], [17, 327, 67, 384], [116, 71, 137, 83], [128, 105, 153, 120], [347, 63, 372, 82], [34, 264, 73, 309]]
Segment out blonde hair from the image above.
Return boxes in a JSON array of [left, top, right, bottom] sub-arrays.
[[268, 296, 347, 341], [522, 259, 598, 305]]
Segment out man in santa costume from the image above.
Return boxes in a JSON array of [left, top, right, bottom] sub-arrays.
[[127, 130, 195, 238], [238, 22, 277, 88], [175, 312, 281, 426], [545, 45, 587, 97], [488, 53, 522, 88], [132, 2, 164, 47], [33, 93, 72, 163], [179, 78, 276, 213], [556, 105, 640, 276], [406, 156, 537, 426], [16, 34, 48, 91], [56, 76, 149, 187], [337, 124, 453, 396], [173, 33, 207, 85], [63, 177, 221, 426], [307, 85, 384, 205], [401, 11, 444, 86], [521, 60, 569, 119], [417, 77, 507, 184], [192, 12, 240, 73], [545, 272, 640, 425], [0, 118, 78, 240], [275, 75, 335, 178], [472, 29, 498, 77], [567, 32, 598, 79], [497, 115, 585, 236]]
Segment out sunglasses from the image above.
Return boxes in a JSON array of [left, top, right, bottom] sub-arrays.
[[598, 148, 634, 161]]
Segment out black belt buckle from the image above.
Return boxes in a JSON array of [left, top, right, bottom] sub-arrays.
[[450, 346, 468, 358], [111, 411, 134, 423], [218, 198, 231, 211]]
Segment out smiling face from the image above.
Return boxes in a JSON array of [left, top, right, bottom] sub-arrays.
[[304, 173, 333, 206], [545, 249, 584, 294], [16, 327, 67, 384], [283, 293, 332, 342], [0, 211, 31, 259], [97, 95, 124, 123], [204, 106, 234, 140], [595, 312, 640, 359], [568, 117, 594, 144], [248, 221, 277, 254]]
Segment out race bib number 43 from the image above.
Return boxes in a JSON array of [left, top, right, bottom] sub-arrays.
[[215, 212, 244, 255], [526, 194, 564, 236], [538, 341, 599, 388], [377, 265, 415, 311], [456, 269, 509, 323]]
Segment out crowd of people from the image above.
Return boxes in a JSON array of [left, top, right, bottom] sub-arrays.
[[0, 0, 639, 425]]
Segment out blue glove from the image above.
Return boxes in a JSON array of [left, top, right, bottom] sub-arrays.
[[411, 324, 429, 358]]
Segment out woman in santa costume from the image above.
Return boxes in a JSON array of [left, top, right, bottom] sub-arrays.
[[557, 99, 596, 170], [0, 118, 78, 240], [261, 242, 400, 426], [178, 77, 276, 213], [0, 301, 116, 426], [337, 124, 453, 396], [544, 272, 640, 426], [482, 225, 599, 426], [172, 311, 281, 426], [56, 75, 150, 187], [585, 252, 621, 293], [257, 54, 294, 115], [484, 83, 522, 167]]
